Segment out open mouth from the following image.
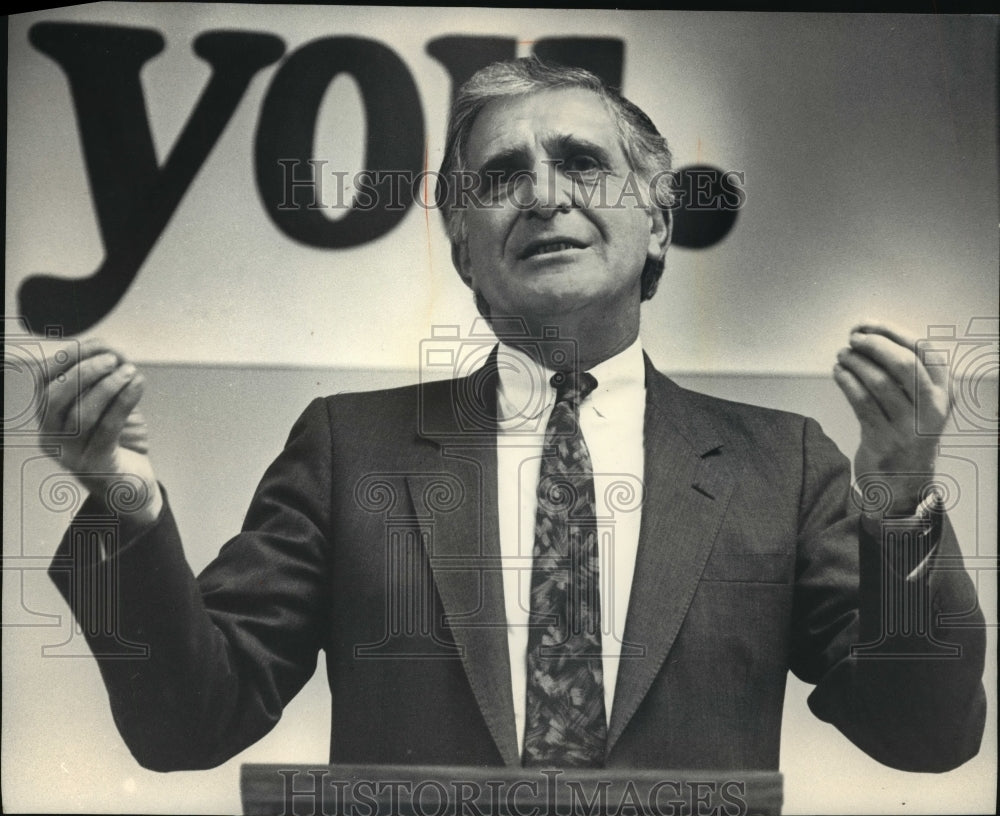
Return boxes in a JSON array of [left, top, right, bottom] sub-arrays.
[[520, 240, 586, 259]]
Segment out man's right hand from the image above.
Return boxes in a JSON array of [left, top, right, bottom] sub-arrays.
[[40, 338, 163, 531]]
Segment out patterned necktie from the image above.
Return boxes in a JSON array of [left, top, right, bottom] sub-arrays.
[[523, 370, 607, 767]]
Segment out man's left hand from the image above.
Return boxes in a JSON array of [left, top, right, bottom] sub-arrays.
[[833, 321, 950, 514]]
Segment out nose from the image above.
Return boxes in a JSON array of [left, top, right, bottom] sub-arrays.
[[522, 159, 573, 219]]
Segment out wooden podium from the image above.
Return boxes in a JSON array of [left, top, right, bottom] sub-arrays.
[[241, 764, 782, 815]]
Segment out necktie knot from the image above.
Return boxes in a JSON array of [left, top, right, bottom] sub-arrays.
[[551, 371, 598, 406]]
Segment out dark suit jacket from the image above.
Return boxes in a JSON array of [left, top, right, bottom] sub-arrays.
[[50, 355, 986, 773]]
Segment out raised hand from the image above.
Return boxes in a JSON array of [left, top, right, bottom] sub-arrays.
[[833, 321, 950, 514], [39, 337, 162, 529]]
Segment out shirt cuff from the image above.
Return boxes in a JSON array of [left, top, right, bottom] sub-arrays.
[[860, 489, 942, 583]]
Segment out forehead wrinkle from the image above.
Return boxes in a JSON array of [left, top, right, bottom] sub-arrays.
[[466, 89, 637, 174]]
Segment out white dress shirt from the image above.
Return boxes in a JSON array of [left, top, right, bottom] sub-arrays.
[[494, 339, 646, 753]]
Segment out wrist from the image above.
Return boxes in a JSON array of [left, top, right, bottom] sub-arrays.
[[81, 473, 163, 533], [853, 471, 941, 518], [122, 482, 163, 534]]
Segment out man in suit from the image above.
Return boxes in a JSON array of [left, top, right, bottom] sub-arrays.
[[41, 58, 985, 774]]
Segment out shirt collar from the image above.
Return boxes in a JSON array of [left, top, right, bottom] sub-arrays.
[[495, 337, 646, 425]]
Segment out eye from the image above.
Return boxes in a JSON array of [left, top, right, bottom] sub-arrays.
[[563, 154, 604, 178], [478, 165, 532, 200]]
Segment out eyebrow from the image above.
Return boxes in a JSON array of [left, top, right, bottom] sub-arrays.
[[546, 135, 615, 168], [473, 134, 619, 176], [475, 146, 533, 177]]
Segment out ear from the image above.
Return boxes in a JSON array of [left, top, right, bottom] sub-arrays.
[[452, 241, 475, 289], [646, 205, 672, 264]]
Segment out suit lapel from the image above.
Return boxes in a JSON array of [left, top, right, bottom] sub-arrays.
[[607, 357, 738, 755], [409, 353, 520, 766], [404, 351, 739, 763]]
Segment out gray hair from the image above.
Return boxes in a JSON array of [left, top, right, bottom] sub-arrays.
[[436, 57, 674, 301]]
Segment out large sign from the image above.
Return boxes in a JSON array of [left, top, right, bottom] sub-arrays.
[[6, 6, 996, 372], [18, 23, 739, 336]]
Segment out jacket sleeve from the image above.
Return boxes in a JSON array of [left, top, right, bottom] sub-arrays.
[[47, 397, 334, 771], [788, 417, 986, 772]]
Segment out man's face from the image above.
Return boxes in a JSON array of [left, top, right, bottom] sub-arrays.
[[455, 87, 667, 329]]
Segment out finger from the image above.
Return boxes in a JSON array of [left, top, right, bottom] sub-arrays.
[[909, 335, 953, 393], [848, 331, 931, 403], [124, 411, 145, 426], [851, 320, 953, 391], [41, 337, 116, 386], [850, 320, 919, 353], [833, 362, 891, 431], [74, 363, 141, 459], [835, 347, 912, 423], [44, 351, 121, 435], [848, 331, 949, 422], [119, 411, 150, 454], [82, 372, 146, 463]]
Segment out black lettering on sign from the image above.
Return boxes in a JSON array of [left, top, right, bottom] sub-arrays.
[[532, 38, 624, 88], [19, 23, 285, 335], [426, 36, 517, 105], [255, 37, 424, 248], [670, 165, 741, 250], [19, 24, 737, 335], [427, 36, 624, 102]]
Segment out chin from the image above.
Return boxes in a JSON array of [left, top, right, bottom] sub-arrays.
[[505, 293, 600, 323]]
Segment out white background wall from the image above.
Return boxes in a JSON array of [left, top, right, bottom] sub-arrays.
[[4, 5, 997, 814]]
